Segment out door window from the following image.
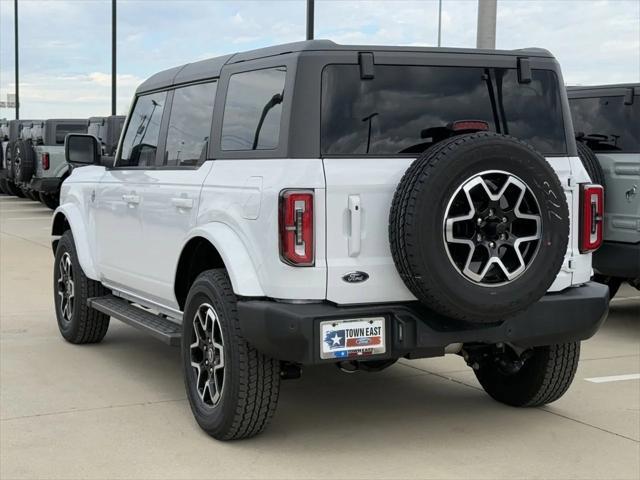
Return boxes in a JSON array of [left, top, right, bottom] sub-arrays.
[[221, 67, 286, 151], [118, 91, 168, 167], [164, 82, 217, 166]]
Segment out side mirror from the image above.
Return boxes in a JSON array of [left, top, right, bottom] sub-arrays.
[[65, 134, 101, 166]]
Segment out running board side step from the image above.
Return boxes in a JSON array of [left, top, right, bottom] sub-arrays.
[[88, 295, 182, 346]]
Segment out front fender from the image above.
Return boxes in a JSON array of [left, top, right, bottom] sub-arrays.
[[52, 204, 98, 280], [184, 223, 265, 297]]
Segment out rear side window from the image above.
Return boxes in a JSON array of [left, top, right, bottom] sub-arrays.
[[221, 67, 286, 151], [569, 96, 640, 153], [321, 65, 567, 156], [118, 91, 167, 167], [55, 124, 86, 145], [164, 81, 217, 166]]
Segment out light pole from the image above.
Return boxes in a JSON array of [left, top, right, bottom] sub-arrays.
[[112, 0, 117, 115], [476, 0, 497, 49], [14, 0, 19, 119], [437, 0, 442, 47], [306, 0, 314, 40]]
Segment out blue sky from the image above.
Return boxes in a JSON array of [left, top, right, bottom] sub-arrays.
[[1, 0, 639, 119]]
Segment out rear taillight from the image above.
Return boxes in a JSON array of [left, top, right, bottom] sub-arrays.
[[41, 152, 50, 170], [279, 190, 314, 266], [579, 184, 604, 253]]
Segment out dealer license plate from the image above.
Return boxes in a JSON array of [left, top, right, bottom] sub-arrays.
[[319, 317, 386, 360]]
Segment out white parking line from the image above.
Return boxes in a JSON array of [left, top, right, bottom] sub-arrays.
[[585, 374, 640, 383], [0, 217, 50, 221]]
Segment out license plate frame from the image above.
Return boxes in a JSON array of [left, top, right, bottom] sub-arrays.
[[319, 317, 386, 360]]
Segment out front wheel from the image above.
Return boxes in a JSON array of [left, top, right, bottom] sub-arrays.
[[474, 342, 580, 407], [54, 231, 110, 344], [182, 269, 280, 440]]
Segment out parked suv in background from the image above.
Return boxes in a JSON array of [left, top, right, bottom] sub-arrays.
[[568, 84, 640, 297], [87, 115, 126, 160], [53, 41, 608, 440], [11, 119, 88, 208], [0, 119, 9, 194], [1, 119, 38, 197]]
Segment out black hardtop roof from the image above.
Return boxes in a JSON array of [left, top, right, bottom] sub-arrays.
[[567, 83, 639, 98], [136, 39, 554, 94], [568, 83, 639, 91], [89, 115, 125, 124]]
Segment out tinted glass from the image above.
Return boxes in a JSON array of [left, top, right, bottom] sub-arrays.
[[118, 91, 167, 167], [55, 124, 87, 145], [569, 96, 640, 153], [164, 82, 217, 166], [321, 65, 566, 156], [221, 67, 286, 151]]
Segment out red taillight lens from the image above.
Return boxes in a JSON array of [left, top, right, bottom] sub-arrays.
[[41, 152, 50, 170], [279, 190, 314, 266], [579, 184, 604, 253]]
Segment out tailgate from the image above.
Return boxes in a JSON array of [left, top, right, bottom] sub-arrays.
[[324, 157, 416, 304]]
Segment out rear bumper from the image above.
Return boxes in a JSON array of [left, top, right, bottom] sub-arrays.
[[238, 282, 609, 365], [30, 177, 61, 194], [593, 241, 640, 279]]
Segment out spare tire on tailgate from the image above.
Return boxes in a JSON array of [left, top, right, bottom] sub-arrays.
[[389, 132, 569, 323], [13, 140, 37, 183]]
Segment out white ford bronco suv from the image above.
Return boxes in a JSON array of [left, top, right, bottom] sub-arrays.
[[52, 41, 609, 440]]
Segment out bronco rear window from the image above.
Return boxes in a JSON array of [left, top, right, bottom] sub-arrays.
[[569, 95, 640, 153], [321, 65, 567, 156]]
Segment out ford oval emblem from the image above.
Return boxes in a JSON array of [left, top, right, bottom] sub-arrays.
[[342, 271, 369, 283]]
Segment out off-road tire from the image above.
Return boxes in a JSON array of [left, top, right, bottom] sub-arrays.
[[182, 269, 280, 440], [389, 132, 569, 323], [475, 342, 580, 407], [0, 177, 7, 194], [6, 180, 25, 197], [576, 142, 605, 187], [13, 140, 37, 183], [39, 191, 60, 210], [24, 188, 38, 201], [54, 230, 110, 344]]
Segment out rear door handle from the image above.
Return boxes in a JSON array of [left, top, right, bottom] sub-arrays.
[[348, 195, 361, 257], [171, 197, 193, 210], [122, 193, 140, 205]]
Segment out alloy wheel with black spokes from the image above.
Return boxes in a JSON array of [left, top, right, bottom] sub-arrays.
[[57, 252, 75, 324], [190, 303, 225, 408], [182, 269, 280, 440], [389, 132, 569, 323], [443, 170, 542, 286], [53, 230, 110, 344]]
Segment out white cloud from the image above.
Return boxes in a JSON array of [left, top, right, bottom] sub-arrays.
[[0, 0, 638, 119]]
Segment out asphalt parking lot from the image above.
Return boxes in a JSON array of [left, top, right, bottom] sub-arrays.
[[0, 194, 638, 480]]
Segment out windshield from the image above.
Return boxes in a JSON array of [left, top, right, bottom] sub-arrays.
[[321, 65, 567, 156], [569, 95, 639, 153]]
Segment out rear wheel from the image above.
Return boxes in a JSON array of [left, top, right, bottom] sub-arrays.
[[54, 231, 110, 344], [474, 342, 580, 407], [182, 269, 280, 440], [39, 191, 60, 210], [0, 177, 7, 194], [6, 180, 25, 197]]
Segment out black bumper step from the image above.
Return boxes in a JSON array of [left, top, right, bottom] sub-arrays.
[[88, 295, 182, 346]]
